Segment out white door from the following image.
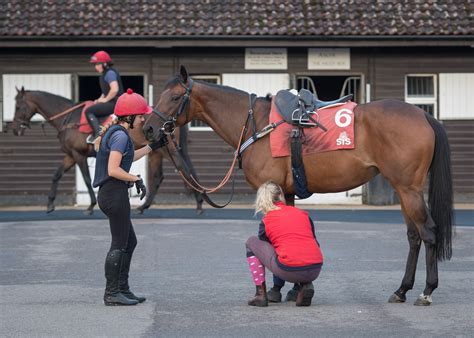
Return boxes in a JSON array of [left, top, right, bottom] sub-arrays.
[[77, 83, 150, 206], [439, 73, 474, 120], [2, 74, 72, 122], [222, 73, 290, 96], [76, 157, 148, 206]]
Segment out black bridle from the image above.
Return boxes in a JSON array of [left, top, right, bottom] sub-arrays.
[[152, 77, 194, 135]]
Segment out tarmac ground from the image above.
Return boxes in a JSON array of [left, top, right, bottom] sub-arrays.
[[0, 207, 473, 337]]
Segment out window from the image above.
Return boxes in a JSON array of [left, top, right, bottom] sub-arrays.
[[405, 75, 437, 117], [189, 75, 221, 130]]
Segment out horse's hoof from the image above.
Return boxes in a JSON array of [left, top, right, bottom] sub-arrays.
[[414, 293, 432, 306], [135, 208, 145, 215], [196, 209, 203, 216], [388, 293, 406, 303], [83, 209, 93, 216], [46, 205, 55, 214]]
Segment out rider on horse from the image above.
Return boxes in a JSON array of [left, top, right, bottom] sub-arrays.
[[86, 50, 124, 144]]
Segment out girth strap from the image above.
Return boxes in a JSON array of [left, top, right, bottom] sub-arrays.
[[290, 128, 312, 199]]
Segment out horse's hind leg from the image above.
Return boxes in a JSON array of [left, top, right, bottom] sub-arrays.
[[394, 188, 438, 306], [47, 155, 76, 213], [389, 220, 421, 303], [74, 153, 96, 215]]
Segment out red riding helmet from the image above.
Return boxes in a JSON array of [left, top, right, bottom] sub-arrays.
[[114, 89, 152, 116], [90, 50, 112, 64]]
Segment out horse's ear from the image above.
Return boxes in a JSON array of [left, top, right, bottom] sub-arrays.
[[21, 86, 25, 93], [179, 65, 188, 83]]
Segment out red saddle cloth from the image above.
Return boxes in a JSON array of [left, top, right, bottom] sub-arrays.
[[79, 101, 115, 134], [269, 100, 357, 158]]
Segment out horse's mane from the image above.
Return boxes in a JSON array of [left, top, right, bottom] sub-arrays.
[[166, 76, 271, 101], [26, 90, 74, 105]]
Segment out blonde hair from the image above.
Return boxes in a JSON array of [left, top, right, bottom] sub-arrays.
[[255, 181, 285, 215], [93, 119, 119, 152]]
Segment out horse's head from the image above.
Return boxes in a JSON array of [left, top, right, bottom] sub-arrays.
[[144, 65, 193, 142], [12, 87, 36, 136]]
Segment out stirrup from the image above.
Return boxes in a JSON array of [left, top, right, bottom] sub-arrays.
[[86, 134, 98, 144], [291, 109, 318, 127]]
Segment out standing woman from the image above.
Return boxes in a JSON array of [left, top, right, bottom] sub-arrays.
[[93, 89, 168, 306], [245, 181, 323, 307], [86, 50, 124, 144]]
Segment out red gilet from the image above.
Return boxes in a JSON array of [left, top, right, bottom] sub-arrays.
[[262, 202, 323, 267]]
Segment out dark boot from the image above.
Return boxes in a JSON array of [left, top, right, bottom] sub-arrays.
[[286, 283, 301, 301], [119, 251, 146, 303], [295, 282, 315, 307], [248, 282, 268, 307], [104, 249, 138, 306], [86, 114, 101, 144], [267, 287, 282, 303]]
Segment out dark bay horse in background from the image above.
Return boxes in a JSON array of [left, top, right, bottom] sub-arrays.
[[11, 87, 203, 215], [144, 66, 453, 305]]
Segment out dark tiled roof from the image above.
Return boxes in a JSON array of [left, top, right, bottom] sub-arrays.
[[0, 0, 472, 38]]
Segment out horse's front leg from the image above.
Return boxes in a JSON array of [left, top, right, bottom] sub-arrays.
[[193, 190, 204, 215], [74, 153, 96, 215], [389, 223, 421, 303], [185, 158, 204, 215], [47, 155, 76, 213]]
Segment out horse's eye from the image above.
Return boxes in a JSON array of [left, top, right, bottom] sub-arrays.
[[172, 95, 180, 102]]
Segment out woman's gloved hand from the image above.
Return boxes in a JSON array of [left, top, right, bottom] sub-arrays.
[[135, 176, 147, 200], [148, 132, 169, 151]]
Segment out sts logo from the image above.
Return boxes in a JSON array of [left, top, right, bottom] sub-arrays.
[[336, 131, 351, 146]]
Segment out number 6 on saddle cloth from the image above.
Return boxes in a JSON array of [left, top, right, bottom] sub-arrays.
[[274, 88, 352, 130]]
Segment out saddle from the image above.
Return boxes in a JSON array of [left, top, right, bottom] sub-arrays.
[[274, 89, 353, 128]]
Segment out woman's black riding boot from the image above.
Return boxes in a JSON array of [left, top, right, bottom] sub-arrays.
[[86, 114, 101, 142], [119, 251, 146, 303], [104, 249, 138, 306]]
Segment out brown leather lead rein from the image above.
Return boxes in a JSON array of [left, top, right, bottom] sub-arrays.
[[166, 124, 246, 195]]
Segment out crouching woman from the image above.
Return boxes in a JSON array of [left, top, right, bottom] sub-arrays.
[[245, 181, 323, 307]]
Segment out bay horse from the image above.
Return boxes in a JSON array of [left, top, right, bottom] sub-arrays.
[[11, 87, 203, 215], [144, 66, 454, 305]]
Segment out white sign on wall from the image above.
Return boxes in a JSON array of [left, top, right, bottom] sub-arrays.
[[245, 48, 288, 70], [308, 48, 350, 70]]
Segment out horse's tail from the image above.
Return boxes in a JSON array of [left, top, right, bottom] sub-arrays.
[[425, 113, 454, 261]]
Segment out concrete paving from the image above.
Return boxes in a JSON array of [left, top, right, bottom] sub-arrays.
[[1, 216, 473, 337]]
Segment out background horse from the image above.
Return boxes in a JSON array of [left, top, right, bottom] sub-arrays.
[[144, 66, 454, 305], [11, 87, 203, 214]]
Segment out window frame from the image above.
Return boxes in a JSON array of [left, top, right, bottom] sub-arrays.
[[405, 74, 438, 119], [188, 75, 221, 131]]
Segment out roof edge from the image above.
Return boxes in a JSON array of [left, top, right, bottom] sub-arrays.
[[1, 35, 473, 48]]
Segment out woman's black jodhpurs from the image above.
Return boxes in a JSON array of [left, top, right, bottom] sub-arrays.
[[85, 101, 116, 119], [98, 179, 137, 253]]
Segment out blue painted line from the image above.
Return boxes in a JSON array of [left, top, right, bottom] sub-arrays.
[[0, 208, 472, 226]]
